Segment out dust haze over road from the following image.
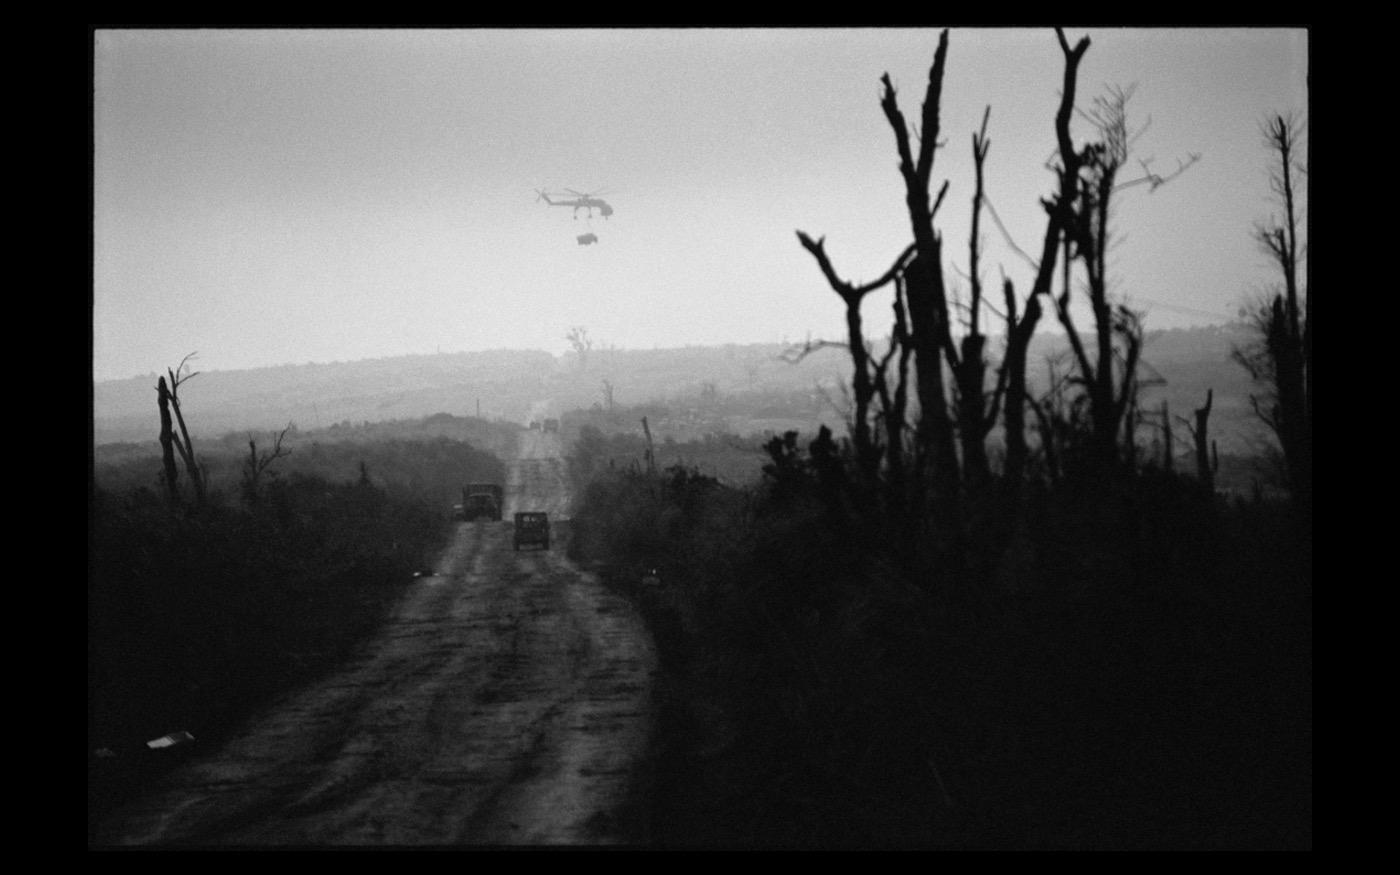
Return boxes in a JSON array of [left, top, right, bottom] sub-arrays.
[[507, 430, 575, 520], [92, 430, 658, 847]]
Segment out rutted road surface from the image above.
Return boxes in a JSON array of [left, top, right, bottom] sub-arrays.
[[93, 431, 658, 847]]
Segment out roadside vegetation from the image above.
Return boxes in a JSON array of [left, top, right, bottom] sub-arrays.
[[562, 417, 769, 488], [568, 28, 1309, 849], [570, 441, 1309, 848], [89, 412, 508, 829]]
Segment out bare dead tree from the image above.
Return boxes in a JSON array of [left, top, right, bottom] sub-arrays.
[[945, 106, 1005, 487], [984, 29, 1091, 486], [1119, 311, 1148, 473], [1054, 90, 1131, 469], [566, 326, 593, 372], [640, 415, 657, 476], [156, 375, 181, 505], [1175, 389, 1217, 494], [878, 30, 960, 492], [1049, 78, 1186, 472], [1234, 113, 1309, 508], [242, 423, 294, 505], [795, 234, 916, 478], [1160, 399, 1174, 473], [871, 272, 916, 490], [792, 27, 1093, 498], [157, 353, 207, 506], [1000, 277, 1043, 483]]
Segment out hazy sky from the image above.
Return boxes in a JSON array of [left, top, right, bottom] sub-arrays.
[[93, 27, 1307, 382]]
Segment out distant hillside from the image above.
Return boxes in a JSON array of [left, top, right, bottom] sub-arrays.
[[92, 345, 850, 445], [93, 326, 1271, 455]]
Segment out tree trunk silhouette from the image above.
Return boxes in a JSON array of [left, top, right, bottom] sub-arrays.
[[242, 425, 293, 506], [1049, 79, 1155, 472], [1234, 114, 1309, 509], [156, 376, 180, 505], [1000, 280, 1042, 483], [155, 355, 206, 507], [949, 107, 999, 489], [996, 30, 1090, 485], [878, 30, 959, 495], [1192, 390, 1215, 494], [1172, 389, 1218, 493], [872, 273, 915, 498], [794, 28, 1093, 497], [165, 356, 206, 507], [1264, 113, 1309, 508], [640, 416, 656, 476]]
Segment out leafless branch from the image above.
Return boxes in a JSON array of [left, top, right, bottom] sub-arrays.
[[161, 351, 206, 505], [778, 334, 847, 365], [930, 179, 951, 221], [796, 232, 916, 300], [1115, 151, 1201, 192], [170, 352, 201, 391], [979, 192, 1041, 272], [259, 424, 294, 469], [916, 31, 951, 183]]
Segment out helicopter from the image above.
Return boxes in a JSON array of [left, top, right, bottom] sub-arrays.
[[536, 188, 614, 220]]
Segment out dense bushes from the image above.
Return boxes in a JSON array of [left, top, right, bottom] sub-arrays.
[[88, 432, 496, 827], [571, 433, 1310, 849], [565, 421, 768, 490], [89, 476, 443, 738]]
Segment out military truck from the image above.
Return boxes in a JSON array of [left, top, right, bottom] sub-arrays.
[[543, 418, 560, 434], [513, 512, 550, 551], [458, 483, 504, 521]]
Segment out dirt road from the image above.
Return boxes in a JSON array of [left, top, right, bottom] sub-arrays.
[[92, 431, 658, 847]]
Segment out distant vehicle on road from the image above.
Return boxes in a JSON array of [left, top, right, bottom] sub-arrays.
[[528, 420, 541, 430], [513, 512, 551, 551], [460, 484, 504, 522], [543, 418, 560, 434]]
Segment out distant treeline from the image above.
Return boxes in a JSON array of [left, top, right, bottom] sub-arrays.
[[563, 418, 769, 488], [94, 413, 516, 512], [560, 400, 1277, 498]]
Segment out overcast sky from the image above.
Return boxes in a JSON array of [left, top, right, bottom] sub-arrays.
[[93, 27, 1307, 382]]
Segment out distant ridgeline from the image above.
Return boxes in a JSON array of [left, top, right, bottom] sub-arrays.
[[93, 327, 1265, 454]]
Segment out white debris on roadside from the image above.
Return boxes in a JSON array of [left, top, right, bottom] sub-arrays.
[[146, 731, 195, 750]]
